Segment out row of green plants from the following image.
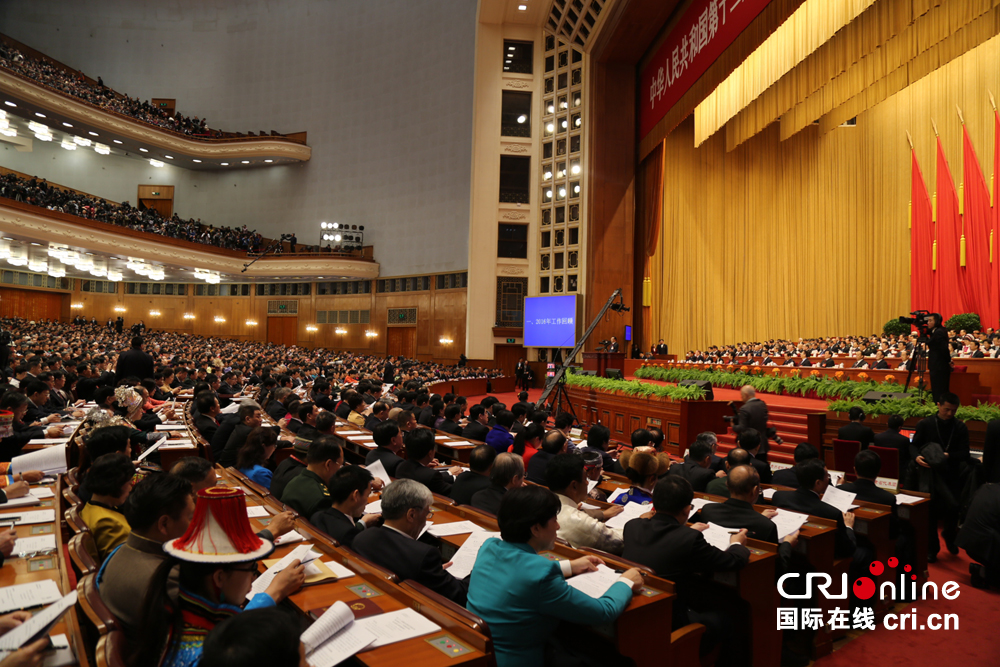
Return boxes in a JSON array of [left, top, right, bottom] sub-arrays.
[[827, 398, 1000, 423], [883, 312, 982, 335], [633, 364, 923, 401], [564, 368, 707, 400]]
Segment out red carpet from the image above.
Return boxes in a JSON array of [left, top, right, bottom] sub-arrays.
[[815, 529, 999, 667]]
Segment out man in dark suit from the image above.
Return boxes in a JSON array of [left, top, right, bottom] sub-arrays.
[[353, 479, 468, 604], [927, 313, 952, 402], [837, 407, 875, 450], [515, 359, 527, 391], [271, 440, 310, 500], [771, 443, 820, 489], [219, 405, 264, 468], [311, 465, 379, 547], [874, 415, 911, 462], [449, 445, 495, 505], [956, 483, 1000, 588], [462, 405, 490, 441], [737, 429, 772, 485], [655, 340, 668, 355], [115, 336, 154, 382], [772, 459, 857, 558], [667, 440, 719, 493], [470, 453, 523, 515], [364, 402, 389, 432], [837, 449, 898, 539], [608, 336, 620, 353], [439, 405, 464, 436], [382, 359, 395, 385], [210, 409, 244, 462], [696, 465, 800, 545], [311, 381, 338, 413], [580, 424, 624, 475], [266, 387, 293, 422], [622, 476, 749, 665], [731, 386, 775, 460], [513, 392, 533, 416], [365, 420, 405, 477], [525, 430, 568, 484], [395, 429, 462, 496], [705, 448, 752, 497], [193, 392, 221, 445]]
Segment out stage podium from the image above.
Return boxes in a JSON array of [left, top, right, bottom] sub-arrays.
[[582, 352, 626, 378]]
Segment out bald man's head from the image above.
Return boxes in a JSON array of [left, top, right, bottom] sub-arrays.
[[727, 464, 761, 500], [740, 385, 756, 401]]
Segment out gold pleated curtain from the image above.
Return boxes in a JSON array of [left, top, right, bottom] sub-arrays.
[[636, 142, 664, 350]]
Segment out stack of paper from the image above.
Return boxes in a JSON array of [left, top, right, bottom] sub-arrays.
[[821, 486, 857, 513], [365, 460, 391, 488], [771, 509, 809, 540], [444, 530, 499, 579], [567, 564, 622, 598], [246, 506, 271, 518], [0, 510, 54, 525], [700, 522, 741, 551], [302, 600, 377, 667], [364, 499, 382, 515], [248, 544, 320, 600], [0, 591, 76, 656], [274, 530, 306, 546], [605, 502, 649, 530], [353, 608, 441, 648], [11, 445, 67, 475], [427, 520, 483, 537], [0, 581, 62, 613]]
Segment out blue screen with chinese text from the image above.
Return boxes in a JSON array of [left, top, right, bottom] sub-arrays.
[[524, 296, 577, 347]]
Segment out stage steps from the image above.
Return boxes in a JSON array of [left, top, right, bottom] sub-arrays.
[[714, 404, 817, 465]]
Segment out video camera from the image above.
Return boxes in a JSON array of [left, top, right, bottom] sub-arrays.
[[898, 309, 934, 341]]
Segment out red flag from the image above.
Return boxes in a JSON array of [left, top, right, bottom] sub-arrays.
[[935, 137, 966, 319], [911, 150, 934, 312], [963, 125, 994, 327]]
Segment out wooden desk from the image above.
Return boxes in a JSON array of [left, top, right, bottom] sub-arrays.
[[895, 492, 931, 585], [213, 468, 492, 667], [0, 476, 87, 666]]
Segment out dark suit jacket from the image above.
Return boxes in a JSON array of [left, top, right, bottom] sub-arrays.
[[353, 526, 468, 604], [956, 483, 1000, 563], [396, 459, 453, 495], [286, 418, 303, 434], [873, 429, 910, 463], [770, 468, 799, 489], [667, 458, 716, 493], [115, 348, 154, 382], [266, 400, 289, 422], [220, 423, 253, 468], [470, 485, 505, 515], [982, 420, 1000, 484], [838, 478, 898, 539], [417, 408, 436, 428], [194, 414, 219, 445], [749, 454, 772, 484], [210, 413, 242, 461], [525, 450, 555, 484], [772, 487, 856, 557], [270, 455, 306, 500], [622, 514, 750, 608], [462, 421, 490, 442], [733, 398, 771, 456], [450, 471, 491, 505], [837, 422, 875, 450], [696, 498, 779, 543], [365, 447, 404, 477], [24, 400, 52, 425], [363, 415, 383, 432], [439, 419, 463, 436], [311, 507, 363, 547]]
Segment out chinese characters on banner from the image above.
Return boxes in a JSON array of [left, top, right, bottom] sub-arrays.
[[639, 0, 775, 139], [531, 318, 574, 326]]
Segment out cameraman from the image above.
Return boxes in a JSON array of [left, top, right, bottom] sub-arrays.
[[927, 313, 952, 402]]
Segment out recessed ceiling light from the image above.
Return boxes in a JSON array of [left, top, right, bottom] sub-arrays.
[[139, 147, 148, 152], [30, 242, 41, 246], [3, 102, 15, 107], [62, 122, 72, 128], [164, 155, 173, 159], [192, 159, 202, 163], [221, 162, 229, 166], [88, 131, 98, 136], [241, 160, 249, 164], [112, 139, 122, 144], [264, 159, 273, 163], [34, 112, 46, 118]]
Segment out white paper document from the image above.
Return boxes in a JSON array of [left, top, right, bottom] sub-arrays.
[[0, 495, 41, 509], [821, 486, 858, 513], [587, 479, 599, 493], [760, 488, 777, 499], [691, 497, 717, 512], [220, 402, 241, 414], [364, 499, 382, 515], [11, 446, 67, 475], [137, 438, 168, 461], [771, 509, 809, 540], [701, 522, 740, 552], [317, 560, 355, 580], [365, 459, 391, 488], [248, 544, 320, 600], [30, 488, 55, 499], [353, 608, 441, 648], [0, 581, 63, 614], [894, 493, 924, 505], [0, 591, 76, 651], [246, 506, 271, 518], [336, 431, 364, 437], [427, 520, 483, 537], [828, 470, 846, 487], [27, 439, 70, 446], [0, 510, 54, 525], [606, 487, 629, 504], [445, 530, 499, 579], [274, 530, 306, 546], [567, 564, 622, 598], [155, 425, 188, 431], [605, 501, 649, 531], [12, 534, 56, 556]]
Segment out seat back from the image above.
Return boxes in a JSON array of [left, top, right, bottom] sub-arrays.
[[869, 445, 900, 480], [78, 573, 121, 667], [63, 485, 83, 507], [96, 630, 130, 667], [832, 439, 861, 482], [65, 504, 89, 536], [68, 532, 99, 579]]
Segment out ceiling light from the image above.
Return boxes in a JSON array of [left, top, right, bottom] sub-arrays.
[[547, 104, 555, 113], [241, 160, 249, 164], [62, 122, 72, 128], [113, 139, 123, 144], [138, 147, 148, 152], [94, 143, 110, 155], [0, 127, 15, 137], [149, 159, 164, 168], [106, 270, 122, 282], [88, 131, 98, 136], [334, 234, 341, 242], [561, 120, 568, 129], [34, 131, 53, 141], [506, 60, 512, 64], [439, 337, 453, 344], [28, 259, 46, 273], [60, 139, 77, 151], [517, 115, 527, 123], [29, 242, 41, 247], [3, 101, 14, 107], [264, 159, 273, 163], [220, 162, 228, 166], [73, 136, 91, 147], [192, 159, 201, 163], [164, 155, 173, 159], [47, 266, 65, 278], [34, 112, 46, 118], [365, 331, 378, 338], [573, 185, 580, 193], [560, 101, 568, 109], [575, 117, 582, 127]]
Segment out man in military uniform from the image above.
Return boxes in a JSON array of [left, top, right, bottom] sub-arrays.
[[279, 438, 344, 517]]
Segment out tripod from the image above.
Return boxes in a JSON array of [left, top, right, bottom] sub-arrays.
[[903, 336, 930, 399], [545, 374, 579, 425]]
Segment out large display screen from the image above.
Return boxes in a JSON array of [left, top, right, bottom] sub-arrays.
[[524, 295, 578, 347]]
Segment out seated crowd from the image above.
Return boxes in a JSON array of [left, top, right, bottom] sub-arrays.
[[0, 172, 265, 252], [1, 315, 994, 667], [0, 41, 214, 136]]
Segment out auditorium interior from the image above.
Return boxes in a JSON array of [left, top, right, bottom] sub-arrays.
[[0, 0, 998, 666]]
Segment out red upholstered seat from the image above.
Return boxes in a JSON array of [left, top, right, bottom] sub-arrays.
[[832, 439, 861, 483]]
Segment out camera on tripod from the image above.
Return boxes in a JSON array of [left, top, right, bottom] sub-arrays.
[[898, 310, 934, 341]]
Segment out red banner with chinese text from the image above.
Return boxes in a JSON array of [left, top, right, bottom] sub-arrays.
[[639, 0, 775, 139]]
